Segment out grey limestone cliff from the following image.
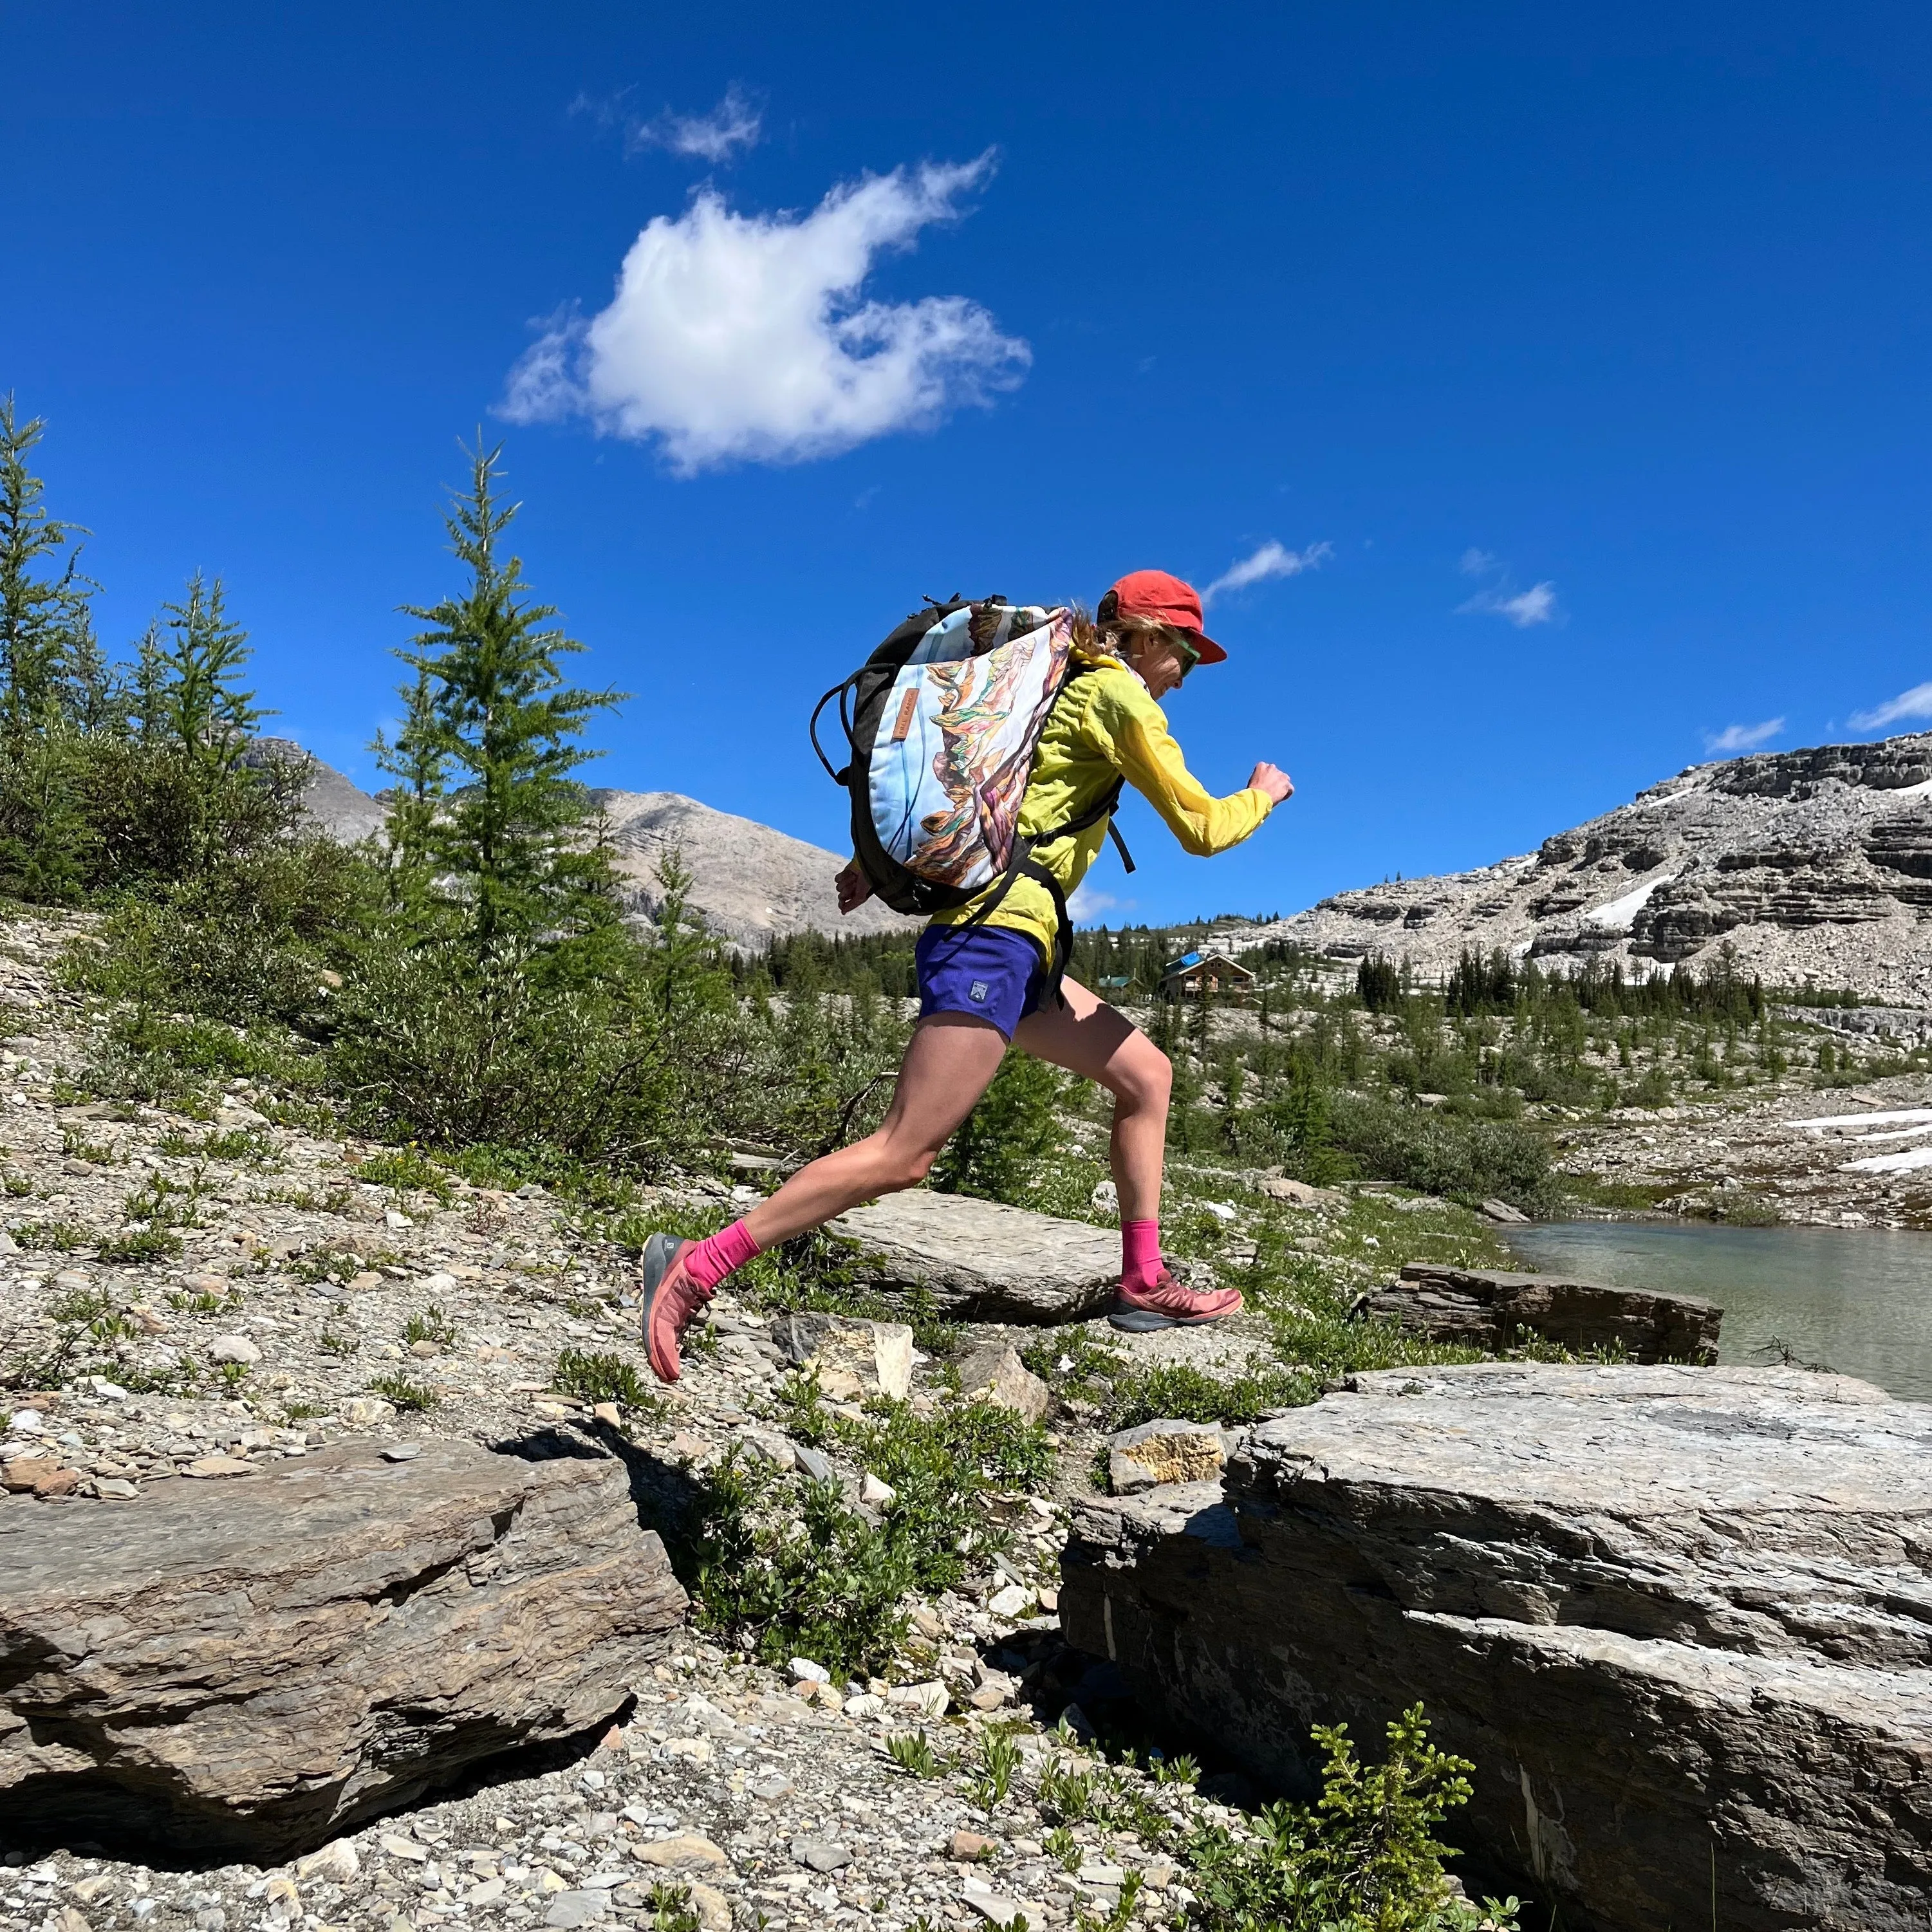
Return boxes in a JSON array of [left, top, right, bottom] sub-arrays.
[[1263, 730, 1932, 1002]]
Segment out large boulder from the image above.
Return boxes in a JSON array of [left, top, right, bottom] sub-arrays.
[[828, 1190, 1119, 1322], [0, 1436, 687, 1859], [1061, 1363, 1932, 1932], [1362, 1261, 1721, 1362]]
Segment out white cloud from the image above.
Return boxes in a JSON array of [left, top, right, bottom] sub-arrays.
[[1850, 681, 1932, 731], [503, 156, 1028, 471], [1200, 540, 1332, 608], [1068, 885, 1125, 922], [570, 84, 764, 165], [1704, 717, 1785, 755], [1492, 582, 1558, 626], [633, 85, 763, 163], [1456, 550, 1559, 627]]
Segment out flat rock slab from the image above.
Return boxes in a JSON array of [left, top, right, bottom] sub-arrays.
[[1062, 1363, 1932, 1932], [828, 1190, 1119, 1322], [1364, 1261, 1722, 1362], [0, 1437, 687, 1859]]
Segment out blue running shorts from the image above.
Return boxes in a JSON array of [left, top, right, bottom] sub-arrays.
[[915, 925, 1047, 1041]]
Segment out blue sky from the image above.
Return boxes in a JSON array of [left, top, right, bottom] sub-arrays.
[[6, 3, 1932, 926]]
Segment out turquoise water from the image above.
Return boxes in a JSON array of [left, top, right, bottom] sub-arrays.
[[1502, 1220, 1932, 1402]]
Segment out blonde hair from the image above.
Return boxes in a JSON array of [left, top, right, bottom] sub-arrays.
[[1068, 597, 1193, 666]]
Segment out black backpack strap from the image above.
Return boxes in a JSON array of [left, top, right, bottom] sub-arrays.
[[951, 777, 1133, 1007], [809, 676, 858, 785]]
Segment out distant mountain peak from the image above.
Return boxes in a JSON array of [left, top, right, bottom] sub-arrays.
[[1261, 730, 1932, 1003], [273, 745, 914, 949]]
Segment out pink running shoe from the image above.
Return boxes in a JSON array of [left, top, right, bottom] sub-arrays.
[[639, 1233, 715, 1383], [1109, 1269, 1244, 1333]]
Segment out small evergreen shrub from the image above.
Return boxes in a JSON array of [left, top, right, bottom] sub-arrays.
[[1184, 1705, 1520, 1932]]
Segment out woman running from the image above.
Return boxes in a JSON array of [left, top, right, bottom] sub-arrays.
[[640, 568, 1294, 1382]]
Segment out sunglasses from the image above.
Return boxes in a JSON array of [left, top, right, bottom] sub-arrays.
[[1175, 639, 1202, 679]]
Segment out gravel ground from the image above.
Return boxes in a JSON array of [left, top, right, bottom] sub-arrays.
[[0, 913, 1264, 1932]]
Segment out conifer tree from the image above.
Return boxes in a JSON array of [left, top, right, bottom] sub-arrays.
[[145, 572, 262, 776], [395, 440, 625, 958], [371, 667, 450, 909], [0, 395, 98, 738]]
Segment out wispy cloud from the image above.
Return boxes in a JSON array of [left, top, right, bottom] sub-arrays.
[[1850, 681, 1932, 732], [635, 85, 764, 162], [1069, 884, 1128, 922], [1456, 550, 1560, 627], [1704, 718, 1785, 755], [570, 84, 764, 165], [1200, 540, 1332, 608], [503, 156, 1028, 472]]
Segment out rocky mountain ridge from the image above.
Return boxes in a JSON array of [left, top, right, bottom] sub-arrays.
[[266, 742, 916, 950], [1257, 730, 1932, 1002]]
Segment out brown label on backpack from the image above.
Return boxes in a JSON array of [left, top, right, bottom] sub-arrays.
[[891, 687, 920, 741]]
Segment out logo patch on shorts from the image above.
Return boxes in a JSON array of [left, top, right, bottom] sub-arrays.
[[968, 979, 990, 1004]]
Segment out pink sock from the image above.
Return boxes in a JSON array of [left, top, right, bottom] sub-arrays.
[[1121, 1218, 1162, 1290], [683, 1218, 762, 1292]]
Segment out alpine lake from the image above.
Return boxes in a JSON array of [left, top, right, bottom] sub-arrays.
[[1504, 1219, 1932, 1402]]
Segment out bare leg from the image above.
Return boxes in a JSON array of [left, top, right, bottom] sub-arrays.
[[740, 1014, 1009, 1249], [1012, 974, 1171, 1222]]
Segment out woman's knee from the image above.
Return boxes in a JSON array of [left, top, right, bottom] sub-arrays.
[[1111, 1037, 1172, 1111]]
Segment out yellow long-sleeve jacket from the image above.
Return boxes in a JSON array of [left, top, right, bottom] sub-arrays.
[[926, 654, 1274, 961]]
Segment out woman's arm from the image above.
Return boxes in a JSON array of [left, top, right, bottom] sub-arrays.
[[1089, 680, 1288, 856]]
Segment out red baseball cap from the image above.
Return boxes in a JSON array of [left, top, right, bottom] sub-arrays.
[[1102, 569, 1227, 664]]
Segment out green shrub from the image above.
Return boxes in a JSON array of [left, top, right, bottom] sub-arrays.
[[1101, 1359, 1315, 1431], [367, 1371, 439, 1411], [355, 1146, 455, 1203], [685, 1451, 920, 1679], [11, 1218, 93, 1251], [96, 1229, 182, 1264], [552, 1346, 656, 1411], [687, 1378, 1053, 1677], [782, 1374, 1052, 1593], [404, 1305, 458, 1348], [1327, 1093, 1551, 1211], [1184, 1705, 1520, 1932]]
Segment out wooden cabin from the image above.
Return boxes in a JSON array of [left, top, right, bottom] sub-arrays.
[[1159, 950, 1257, 1004]]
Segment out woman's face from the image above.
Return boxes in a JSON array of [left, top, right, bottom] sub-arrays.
[[1130, 634, 1190, 700]]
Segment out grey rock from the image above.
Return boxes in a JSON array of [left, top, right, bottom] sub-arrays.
[[1477, 1196, 1530, 1223], [955, 1342, 1051, 1424], [1061, 1362, 1932, 1931], [0, 1437, 687, 1857], [828, 1190, 1121, 1323], [1106, 1419, 1230, 1494], [793, 1444, 834, 1485], [770, 1312, 913, 1400], [961, 1886, 1037, 1927], [1362, 1263, 1722, 1363], [543, 1891, 609, 1928], [790, 1837, 850, 1873]]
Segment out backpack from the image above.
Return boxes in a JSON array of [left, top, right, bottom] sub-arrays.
[[810, 597, 1133, 994]]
